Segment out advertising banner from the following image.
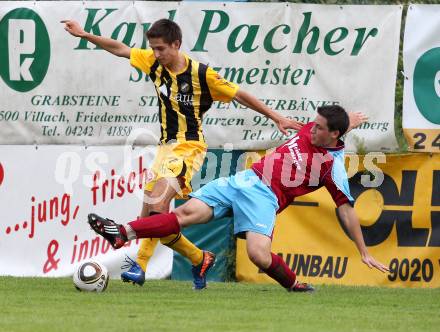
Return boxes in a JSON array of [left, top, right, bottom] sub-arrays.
[[0, 144, 248, 277], [0, 145, 173, 278], [236, 153, 440, 288], [403, 4, 440, 153], [0, 1, 401, 151]]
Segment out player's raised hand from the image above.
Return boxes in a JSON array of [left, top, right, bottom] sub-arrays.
[[275, 116, 304, 135], [61, 20, 86, 38], [361, 253, 390, 273], [233, 90, 304, 135], [348, 111, 368, 130]]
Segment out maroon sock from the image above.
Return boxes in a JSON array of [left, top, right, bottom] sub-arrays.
[[119, 225, 127, 239], [263, 253, 296, 289], [127, 212, 180, 238]]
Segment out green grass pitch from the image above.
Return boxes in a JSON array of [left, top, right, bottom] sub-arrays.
[[1, 277, 439, 332]]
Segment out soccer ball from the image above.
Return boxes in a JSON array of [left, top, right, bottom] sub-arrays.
[[73, 260, 109, 292]]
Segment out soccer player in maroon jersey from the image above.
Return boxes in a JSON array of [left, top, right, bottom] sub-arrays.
[[88, 105, 389, 292]]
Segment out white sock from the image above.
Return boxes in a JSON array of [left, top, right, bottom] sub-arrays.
[[124, 224, 137, 240]]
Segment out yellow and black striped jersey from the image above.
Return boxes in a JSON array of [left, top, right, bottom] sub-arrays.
[[130, 48, 239, 143]]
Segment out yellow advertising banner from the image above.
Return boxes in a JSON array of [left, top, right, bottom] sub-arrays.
[[236, 154, 440, 288]]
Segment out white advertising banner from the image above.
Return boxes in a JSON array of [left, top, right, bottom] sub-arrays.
[[0, 145, 173, 278], [0, 1, 401, 151], [402, 4, 440, 153]]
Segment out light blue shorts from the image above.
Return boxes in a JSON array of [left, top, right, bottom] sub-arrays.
[[189, 169, 279, 237]]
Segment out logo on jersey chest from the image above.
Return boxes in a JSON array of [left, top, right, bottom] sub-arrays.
[[176, 82, 194, 106], [180, 82, 190, 93], [157, 81, 194, 106]]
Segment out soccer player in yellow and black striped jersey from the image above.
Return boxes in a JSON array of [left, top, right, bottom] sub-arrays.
[[62, 18, 303, 289]]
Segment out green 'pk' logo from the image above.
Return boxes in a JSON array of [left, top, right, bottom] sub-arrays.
[[413, 47, 440, 124], [0, 8, 50, 92]]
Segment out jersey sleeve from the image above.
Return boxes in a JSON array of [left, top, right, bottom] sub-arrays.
[[323, 150, 354, 207], [130, 48, 156, 75], [205, 67, 239, 102]]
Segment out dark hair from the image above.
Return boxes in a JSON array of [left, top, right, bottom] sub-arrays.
[[146, 19, 182, 46], [317, 105, 349, 138]]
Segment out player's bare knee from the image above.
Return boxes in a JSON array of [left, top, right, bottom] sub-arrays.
[[142, 196, 168, 212], [175, 199, 214, 227], [174, 205, 194, 226], [247, 248, 271, 269], [149, 201, 170, 213]]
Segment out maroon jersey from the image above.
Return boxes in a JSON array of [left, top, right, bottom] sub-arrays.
[[251, 122, 353, 213]]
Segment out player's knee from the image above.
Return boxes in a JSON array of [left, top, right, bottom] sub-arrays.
[[173, 205, 194, 226], [148, 201, 170, 214], [247, 247, 271, 269]]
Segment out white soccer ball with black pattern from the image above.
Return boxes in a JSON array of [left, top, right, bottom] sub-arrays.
[[73, 260, 109, 292]]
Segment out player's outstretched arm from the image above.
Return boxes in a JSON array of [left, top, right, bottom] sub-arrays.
[[61, 20, 130, 58], [347, 112, 368, 133], [233, 89, 303, 135], [337, 203, 389, 273]]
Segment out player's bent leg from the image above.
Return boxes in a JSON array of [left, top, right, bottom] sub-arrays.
[[120, 199, 155, 286], [123, 213, 178, 284], [120, 191, 153, 285], [171, 198, 216, 290], [246, 232, 273, 269], [121, 182, 174, 286], [155, 179, 206, 266], [246, 232, 314, 292], [125, 178, 213, 288], [174, 197, 214, 227], [122, 212, 163, 286], [153, 178, 211, 282], [134, 211, 162, 274]]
